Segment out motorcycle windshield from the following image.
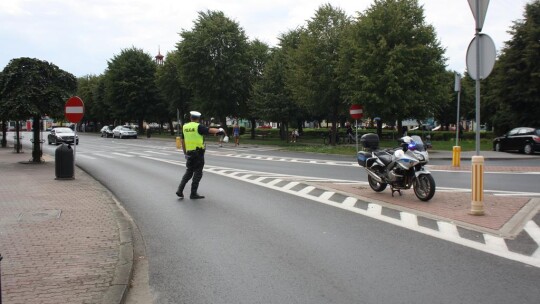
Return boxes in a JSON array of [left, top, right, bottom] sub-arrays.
[[409, 135, 425, 152]]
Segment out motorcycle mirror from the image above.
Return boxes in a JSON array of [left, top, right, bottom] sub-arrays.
[[401, 142, 408, 152]]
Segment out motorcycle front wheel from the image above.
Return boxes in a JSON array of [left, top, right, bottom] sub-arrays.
[[368, 175, 387, 192], [413, 174, 436, 201]]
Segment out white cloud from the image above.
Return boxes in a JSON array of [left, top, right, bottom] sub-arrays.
[[0, 0, 531, 77]]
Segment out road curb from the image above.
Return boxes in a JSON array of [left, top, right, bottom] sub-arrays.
[[77, 167, 135, 304]]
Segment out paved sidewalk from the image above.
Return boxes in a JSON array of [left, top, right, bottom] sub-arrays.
[[0, 147, 132, 304]]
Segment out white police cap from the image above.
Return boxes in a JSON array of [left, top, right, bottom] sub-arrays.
[[190, 111, 202, 118]]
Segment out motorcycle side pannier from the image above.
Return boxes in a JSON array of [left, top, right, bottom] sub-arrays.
[[357, 151, 371, 167], [360, 133, 379, 150]]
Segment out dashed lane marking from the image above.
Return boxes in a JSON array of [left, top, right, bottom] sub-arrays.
[[140, 155, 540, 268], [111, 152, 134, 157]]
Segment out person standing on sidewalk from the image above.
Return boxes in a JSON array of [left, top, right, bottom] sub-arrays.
[[233, 123, 240, 146], [176, 111, 226, 199]]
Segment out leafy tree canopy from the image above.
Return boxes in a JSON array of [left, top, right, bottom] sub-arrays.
[[342, 0, 446, 126], [0, 57, 76, 120], [289, 4, 350, 121], [104, 47, 160, 128], [488, 0, 540, 133], [177, 10, 252, 125]]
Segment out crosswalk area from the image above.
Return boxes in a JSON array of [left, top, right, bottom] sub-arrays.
[[74, 142, 279, 160]]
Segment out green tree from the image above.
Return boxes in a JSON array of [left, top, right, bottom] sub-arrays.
[[433, 71, 458, 130], [289, 4, 351, 145], [104, 47, 160, 131], [245, 39, 270, 139], [177, 10, 251, 127], [252, 47, 299, 141], [0, 57, 76, 161], [155, 50, 192, 135], [76, 75, 105, 131], [0, 70, 7, 148], [341, 0, 446, 137], [487, 0, 540, 134]]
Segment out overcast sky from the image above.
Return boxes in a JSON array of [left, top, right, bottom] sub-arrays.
[[0, 0, 531, 78]]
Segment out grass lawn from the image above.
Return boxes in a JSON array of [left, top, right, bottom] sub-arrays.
[[224, 135, 493, 156], [149, 132, 493, 156]]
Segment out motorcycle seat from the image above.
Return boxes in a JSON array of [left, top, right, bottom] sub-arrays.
[[374, 151, 393, 165]]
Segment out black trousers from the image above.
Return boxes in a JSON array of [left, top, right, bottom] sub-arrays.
[[177, 152, 205, 195]]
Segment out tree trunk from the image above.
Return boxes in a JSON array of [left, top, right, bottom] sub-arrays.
[[31, 116, 42, 162], [1, 121, 7, 148], [138, 119, 144, 135], [250, 118, 256, 139], [297, 119, 303, 135], [330, 107, 339, 146], [168, 118, 175, 136], [376, 119, 383, 139], [15, 121, 21, 153]]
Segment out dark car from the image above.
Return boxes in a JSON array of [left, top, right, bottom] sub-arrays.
[[493, 127, 540, 155], [100, 126, 113, 138], [47, 127, 79, 145]]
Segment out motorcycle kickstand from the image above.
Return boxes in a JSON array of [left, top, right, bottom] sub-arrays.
[[391, 188, 402, 197]]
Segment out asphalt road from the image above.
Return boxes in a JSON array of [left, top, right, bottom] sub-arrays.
[[36, 134, 540, 304]]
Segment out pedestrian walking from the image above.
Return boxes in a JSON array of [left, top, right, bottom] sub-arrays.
[[217, 124, 226, 147], [233, 123, 240, 146], [176, 111, 226, 199]]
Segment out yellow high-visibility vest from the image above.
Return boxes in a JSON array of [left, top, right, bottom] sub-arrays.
[[183, 122, 204, 151]]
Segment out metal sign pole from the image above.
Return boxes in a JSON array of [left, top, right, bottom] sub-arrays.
[[0, 253, 3, 304], [455, 73, 461, 146], [355, 119, 359, 152], [475, 0, 481, 156], [73, 123, 77, 179]]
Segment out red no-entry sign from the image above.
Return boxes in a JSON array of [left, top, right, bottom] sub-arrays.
[[350, 104, 363, 120], [65, 96, 84, 123]]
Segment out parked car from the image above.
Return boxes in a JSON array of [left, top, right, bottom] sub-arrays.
[[100, 126, 113, 138], [113, 126, 137, 139], [493, 127, 540, 155], [47, 127, 79, 145]]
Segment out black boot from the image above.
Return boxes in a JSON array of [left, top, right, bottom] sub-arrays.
[[190, 193, 205, 199]]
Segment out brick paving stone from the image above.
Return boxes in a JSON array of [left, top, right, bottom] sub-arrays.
[[325, 183, 530, 231], [0, 148, 129, 304]]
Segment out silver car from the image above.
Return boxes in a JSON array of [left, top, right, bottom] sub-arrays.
[[48, 127, 79, 145], [112, 126, 138, 139]]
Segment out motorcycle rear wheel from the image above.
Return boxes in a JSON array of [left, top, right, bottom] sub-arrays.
[[368, 175, 387, 192], [413, 174, 435, 201]]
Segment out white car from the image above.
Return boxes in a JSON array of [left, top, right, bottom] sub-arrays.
[[112, 126, 138, 139]]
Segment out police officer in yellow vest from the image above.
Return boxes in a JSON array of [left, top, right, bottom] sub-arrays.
[[176, 111, 226, 199]]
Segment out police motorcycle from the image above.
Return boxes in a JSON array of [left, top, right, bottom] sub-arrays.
[[357, 133, 435, 201]]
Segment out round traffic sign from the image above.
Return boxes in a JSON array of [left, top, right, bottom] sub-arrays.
[[350, 104, 363, 120], [65, 96, 85, 123], [466, 34, 496, 80]]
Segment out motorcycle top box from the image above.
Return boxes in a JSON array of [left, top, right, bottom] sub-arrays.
[[360, 133, 379, 150]]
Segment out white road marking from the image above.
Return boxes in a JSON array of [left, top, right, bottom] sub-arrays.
[[94, 153, 115, 159], [400, 212, 418, 228], [128, 152, 152, 156], [144, 150, 170, 155], [77, 154, 96, 160], [132, 155, 540, 267], [342, 197, 357, 208], [483, 234, 509, 252], [112, 152, 135, 157]]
